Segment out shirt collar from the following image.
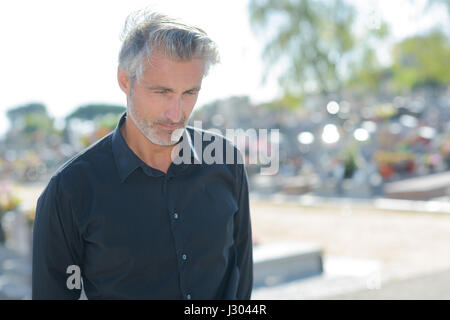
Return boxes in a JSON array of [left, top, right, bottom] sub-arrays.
[[111, 112, 200, 183]]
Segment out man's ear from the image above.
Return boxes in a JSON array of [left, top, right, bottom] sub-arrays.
[[117, 67, 131, 95]]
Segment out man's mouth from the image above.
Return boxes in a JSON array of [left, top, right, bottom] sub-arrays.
[[158, 123, 181, 130]]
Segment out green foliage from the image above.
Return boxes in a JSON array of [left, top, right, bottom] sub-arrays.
[[23, 113, 54, 134], [97, 113, 123, 131], [267, 91, 303, 110], [390, 30, 450, 91], [66, 104, 126, 121], [346, 20, 391, 93], [249, 0, 450, 98], [5, 102, 55, 139], [248, 0, 388, 96], [6, 102, 47, 124], [0, 192, 21, 215], [347, 48, 385, 91]]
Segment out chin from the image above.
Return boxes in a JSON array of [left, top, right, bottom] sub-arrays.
[[146, 132, 177, 146]]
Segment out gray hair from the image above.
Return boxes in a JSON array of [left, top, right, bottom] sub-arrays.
[[118, 10, 220, 82]]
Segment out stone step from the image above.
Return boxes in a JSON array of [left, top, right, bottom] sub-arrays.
[[253, 241, 323, 287]]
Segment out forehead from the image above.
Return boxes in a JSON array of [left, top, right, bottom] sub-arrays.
[[139, 50, 206, 86]]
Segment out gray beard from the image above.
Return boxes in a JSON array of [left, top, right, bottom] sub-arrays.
[[127, 102, 184, 146]]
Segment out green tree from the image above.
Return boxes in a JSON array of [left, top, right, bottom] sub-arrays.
[[346, 45, 391, 94], [6, 102, 47, 127], [248, 0, 388, 99], [23, 113, 54, 134], [5, 102, 56, 147], [390, 31, 450, 91], [66, 104, 126, 121]]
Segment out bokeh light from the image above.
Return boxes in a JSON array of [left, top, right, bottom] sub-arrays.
[[297, 132, 315, 145], [326, 101, 340, 115], [321, 124, 340, 144]]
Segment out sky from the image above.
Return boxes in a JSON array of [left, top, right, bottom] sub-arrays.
[[0, 0, 447, 137]]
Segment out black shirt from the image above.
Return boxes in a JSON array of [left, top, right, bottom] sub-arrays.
[[32, 112, 253, 300]]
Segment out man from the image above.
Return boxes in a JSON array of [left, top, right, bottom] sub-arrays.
[[32, 11, 253, 300]]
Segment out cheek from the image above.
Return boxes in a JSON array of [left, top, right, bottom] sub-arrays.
[[132, 92, 163, 116], [183, 95, 198, 111]]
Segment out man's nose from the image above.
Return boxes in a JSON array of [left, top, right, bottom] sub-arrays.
[[164, 96, 183, 124]]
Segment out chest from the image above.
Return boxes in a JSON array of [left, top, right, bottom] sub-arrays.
[[76, 168, 239, 283]]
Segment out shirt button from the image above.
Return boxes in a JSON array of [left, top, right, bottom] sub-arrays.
[[186, 294, 192, 300], [173, 212, 179, 220], [182, 254, 187, 261]]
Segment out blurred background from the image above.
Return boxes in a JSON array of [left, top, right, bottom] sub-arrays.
[[0, 0, 449, 299]]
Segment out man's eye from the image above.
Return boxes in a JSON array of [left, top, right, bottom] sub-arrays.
[[155, 90, 167, 94]]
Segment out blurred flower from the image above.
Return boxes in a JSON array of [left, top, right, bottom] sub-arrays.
[[375, 103, 397, 119], [0, 182, 22, 216]]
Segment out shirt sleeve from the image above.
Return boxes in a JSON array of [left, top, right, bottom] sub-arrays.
[[234, 163, 253, 299], [32, 174, 83, 300]]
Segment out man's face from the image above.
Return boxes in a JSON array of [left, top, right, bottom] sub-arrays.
[[120, 50, 205, 146]]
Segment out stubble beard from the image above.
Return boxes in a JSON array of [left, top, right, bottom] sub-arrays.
[[127, 93, 185, 147], [128, 105, 184, 146]]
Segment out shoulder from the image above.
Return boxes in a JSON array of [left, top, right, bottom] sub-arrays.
[[47, 132, 114, 196]]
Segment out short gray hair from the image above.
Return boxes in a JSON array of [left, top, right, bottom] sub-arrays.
[[118, 10, 220, 81]]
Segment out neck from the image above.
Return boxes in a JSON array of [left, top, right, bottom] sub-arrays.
[[120, 116, 177, 173]]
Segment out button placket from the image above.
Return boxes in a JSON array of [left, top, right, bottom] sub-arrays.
[[164, 176, 189, 298]]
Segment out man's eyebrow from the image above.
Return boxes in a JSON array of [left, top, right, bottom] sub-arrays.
[[146, 86, 201, 92], [186, 87, 201, 92], [147, 86, 173, 91]]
